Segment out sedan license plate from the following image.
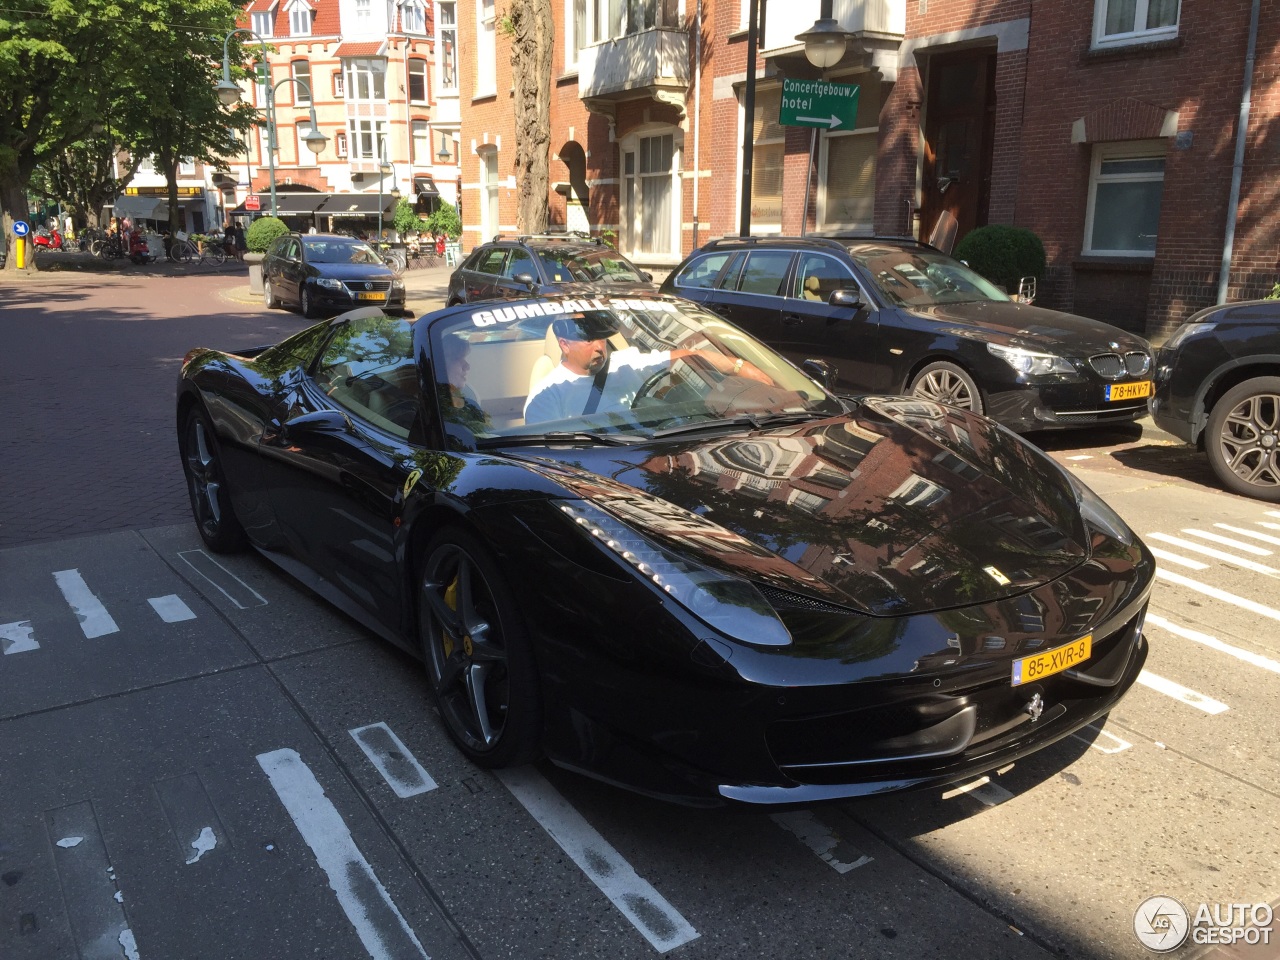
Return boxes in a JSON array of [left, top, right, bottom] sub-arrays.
[[356, 291, 386, 301], [1105, 380, 1152, 402], [1012, 634, 1092, 686]]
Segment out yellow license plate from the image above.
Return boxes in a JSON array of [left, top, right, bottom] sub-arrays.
[[356, 291, 386, 301], [1012, 634, 1092, 686], [1106, 380, 1152, 402]]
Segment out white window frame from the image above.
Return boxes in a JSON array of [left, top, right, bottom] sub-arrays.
[[343, 58, 387, 102], [348, 119, 389, 160], [566, 0, 584, 71], [178, 158, 196, 176], [333, 69, 344, 97], [476, 0, 497, 96], [401, 0, 427, 32], [355, 0, 372, 26], [437, 2, 458, 93], [408, 59, 428, 103], [1082, 139, 1167, 257], [252, 11, 273, 37], [288, 0, 313, 37], [479, 146, 499, 240], [335, 131, 348, 157], [619, 126, 682, 260], [817, 127, 878, 234], [291, 60, 312, 105], [411, 120, 430, 164], [1091, 0, 1180, 49]]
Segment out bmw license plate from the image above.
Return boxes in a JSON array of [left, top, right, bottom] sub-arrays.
[[1012, 635, 1092, 686], [356, 292, 386, 301], [1105, 380, 1152, 402]]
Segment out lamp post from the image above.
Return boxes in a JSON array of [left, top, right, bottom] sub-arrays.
[[376, 152, 401, 247], [738, 0, 850, 236], [217, 29, 329, 218]]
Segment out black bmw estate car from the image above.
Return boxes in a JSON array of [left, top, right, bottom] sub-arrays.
[[262, 232, 407, 319], [661, 236, 1154, 434]]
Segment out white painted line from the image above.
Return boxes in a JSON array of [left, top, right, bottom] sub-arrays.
[[148, 595, 196, 623], [1146, 534, 1280, 575], [770, 811, 873, 874], [1157, 568, 1280, 622], [1257, 521, 1280, 532], [1066, 455, 1093, 461], [154, 772, 227, 868], [349, 723, 438, 799], [1147, 613, 1280, 676], [1267, 511, 1280, 519], [1214, 523, 1280, 547], [941, 776, 1014, 806], [257, 749, 429, 960], [1181, 528, 1272, 555], [53, 569, 119, 638], [178, 550, 268, 609], [1, 620, 39, 655], [1069, 724, 1133, 754], [497, 766, 699, 953], [46, 800, 139, 960], [1148, 547, 1209, 571], [1137, 670, 1229, 714]]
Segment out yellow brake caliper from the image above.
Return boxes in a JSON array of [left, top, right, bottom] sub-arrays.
[[441, 575, 459, 658]]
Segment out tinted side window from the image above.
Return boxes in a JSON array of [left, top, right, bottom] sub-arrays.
[[736, 251, 794, 296], [715, 252, 747, 291], [674, 252, 733, 289], [312, 315, 420, 439], [267, 237, 287, 258], [504, 248, 537, 279], [791, 253, 857, 300], [476, 248, 508, 276]]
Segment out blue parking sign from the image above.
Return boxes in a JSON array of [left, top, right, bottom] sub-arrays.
[[12, 220, 29, 237]]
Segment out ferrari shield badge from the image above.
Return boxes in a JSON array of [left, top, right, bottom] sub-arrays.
[[403, 468, 423, 498], [983, 565, 1011, 586]]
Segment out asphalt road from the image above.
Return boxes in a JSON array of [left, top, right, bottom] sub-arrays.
[[1, 266, 1277, 960]]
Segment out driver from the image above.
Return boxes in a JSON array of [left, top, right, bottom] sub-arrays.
[[523, 312, 770, 423]]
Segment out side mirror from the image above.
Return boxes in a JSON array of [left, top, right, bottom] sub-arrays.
[[513, 272, 537, 290], [828, 289, 863, 310], [642, 271, 653, 282], [282, 409, 352, 439], [801, 358, 833, 388]]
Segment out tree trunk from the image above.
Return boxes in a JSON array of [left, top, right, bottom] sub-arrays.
[[510, 0, 554, 234]]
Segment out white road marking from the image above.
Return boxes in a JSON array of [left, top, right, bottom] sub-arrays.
[[1146, 534, 1279, 575], [1, 620, 39, 655], [1157, 568, 1280, 622], [770, 811, 873, 874], [257, 749, 430, 960], [53, 569, 119, 638], [154, 772, 227, 868], [941, 776, 1014, 806], [186, 827, 217, 865], [1148, 548, 1209, 570], [349, 723, 437, 799], [147, 595, 196, 623], [1066, 455, 1093, 461], [1069, 724, 1133, 754], [1267, 511, 1280, 519], [1147, 613, 1280, 676], [178, 550, 268, 609], [1181, 528, 1272, 555], [46, 801, 139, 960], [1137, 670, 1229, 714], [497, 766, 699, 953], [1214, 523, 1280, 547], [1258, 521, 1280, 531]]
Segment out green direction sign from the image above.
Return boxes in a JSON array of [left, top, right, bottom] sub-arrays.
[[778, 77, 861, 131]]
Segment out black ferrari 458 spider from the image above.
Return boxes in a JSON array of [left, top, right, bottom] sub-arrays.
[[176, 293, 1154, 805]]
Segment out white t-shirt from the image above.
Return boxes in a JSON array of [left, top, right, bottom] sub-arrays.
[[524, 347, 671, 423]]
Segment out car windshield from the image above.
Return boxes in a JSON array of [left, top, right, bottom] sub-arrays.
[[536, 247, 646, 284], [849, 246, 1010, 307], [429, 296, 844, 448], [304, 239, 382, 264]]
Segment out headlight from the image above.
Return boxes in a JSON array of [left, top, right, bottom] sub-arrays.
[[1067, 472, 1135, 545], [987, 343, 1076, 376], [391, 278, 405, 291], [1161, 321, 1217, 352], [558, 501, 792, 647], [315, 277, 343, 290]]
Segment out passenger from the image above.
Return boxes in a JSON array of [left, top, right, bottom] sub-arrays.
[[438, 335, 489, 432], [523, 313, 770, 424]]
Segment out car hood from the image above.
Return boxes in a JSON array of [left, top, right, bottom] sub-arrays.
[[510, 399, 1089, 617], [309, 262, 397, 282], [910, 301, 1150, 355]]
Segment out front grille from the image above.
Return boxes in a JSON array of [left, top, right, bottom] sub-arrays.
[[1088, 352, 1151, 379], [341, 280, 393, 294], [1052, 405, 1147, 423], [757, 584, 852, 614]]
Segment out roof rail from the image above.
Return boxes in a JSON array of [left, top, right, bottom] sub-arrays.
[[698, 235, 848, 252]]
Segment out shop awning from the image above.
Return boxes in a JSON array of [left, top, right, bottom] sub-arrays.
[[316, 193, 399, 217], [111, 195, 169, 221], [229, 192, 331, 216], [413, 176, 440, 199]]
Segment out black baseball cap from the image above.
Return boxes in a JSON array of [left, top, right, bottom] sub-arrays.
[[552, 312, 619, 341]]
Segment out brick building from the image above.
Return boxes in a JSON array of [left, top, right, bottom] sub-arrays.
[[456, 0, 1278, 336]]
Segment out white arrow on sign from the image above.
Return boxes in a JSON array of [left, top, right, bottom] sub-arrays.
[[795, 114, 843, 129]]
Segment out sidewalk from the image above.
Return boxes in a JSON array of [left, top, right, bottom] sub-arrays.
[[221, 261, 455, 317]]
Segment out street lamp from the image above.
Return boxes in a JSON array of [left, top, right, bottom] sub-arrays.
[[437, 136, 452, 164], [377, 152, 400, 246], [217, 29, 329, 218]]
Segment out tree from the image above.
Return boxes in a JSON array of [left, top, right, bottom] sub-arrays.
[[507, 0, 554, 233]]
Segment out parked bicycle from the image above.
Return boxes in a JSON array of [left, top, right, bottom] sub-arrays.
[[169, 235, 227, 266]]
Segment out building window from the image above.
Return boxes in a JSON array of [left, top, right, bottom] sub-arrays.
[[178, 158, 196, 176], [1083, 141, 1166, 256], [1092, 0, 1180, 48], [438, 2, 457, 92], [333, 69, 344, 97], [568, 0, 586, 69], [355, 0, 372, 26], [291, 61, 312, 105], [343, 58, 386, 101], [402, 0, 426, 32], [480, 147, 499, 239], [749, 88, 784, 233], [411, 121, 430, 163], [348, 119, 389, 160], [819, 131, 876, 232], [336, 132, 348, 157], [258, 126, 272, 163], [252, 11, 273, 36], [408, 59, 428, 103], [288, 0, 313, 36], [476, 0, 496, 95], [586, 0, 671, 41], [622, 132, 677, 257]]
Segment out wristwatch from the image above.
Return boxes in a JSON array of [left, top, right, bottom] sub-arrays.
[[732, 358, 745, 374]]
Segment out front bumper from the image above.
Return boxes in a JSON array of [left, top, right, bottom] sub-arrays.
[[986, 380, 1149, 433]]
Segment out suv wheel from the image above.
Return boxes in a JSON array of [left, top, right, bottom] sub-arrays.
[[909, 361, 983, 413]]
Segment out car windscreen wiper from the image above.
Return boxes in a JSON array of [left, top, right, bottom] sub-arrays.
[[650, 411, 821, 439], [476, 431, 639, 449]]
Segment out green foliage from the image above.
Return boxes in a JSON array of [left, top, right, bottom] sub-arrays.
[[1266, 282, 1280, 301], [245, 216, 288, 252], [425, 201, 462, 239], [952, 225, 1047, 293], [393, 197, 429, 236]]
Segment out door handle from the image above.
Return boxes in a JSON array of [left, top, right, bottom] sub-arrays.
[[782, 313, 804, 326]]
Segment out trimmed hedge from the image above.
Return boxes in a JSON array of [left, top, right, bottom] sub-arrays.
[[953, 225, 1046, 294], [245, 216, 289, 253]]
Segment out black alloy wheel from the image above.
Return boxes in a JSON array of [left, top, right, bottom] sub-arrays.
[[263, 276, 278, 309], [419, 528, 541, 767], [1205, 376, 1280, 502], [181, 408, 248, 552], [300, 284, 318, 319], [909, 361, 984, 413]]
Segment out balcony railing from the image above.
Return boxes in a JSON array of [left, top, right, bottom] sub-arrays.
[[579, 27, 690, 112]]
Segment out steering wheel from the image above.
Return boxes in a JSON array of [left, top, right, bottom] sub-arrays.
[[632, 366, 675, 409]]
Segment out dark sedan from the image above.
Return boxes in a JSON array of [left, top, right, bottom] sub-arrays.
[[262, 232, 407, 319], [177, 293, 1152, 806], [447, 233, 656, 304], [661, 236, 1154, 434], [1151, 298, 1280, 501]]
